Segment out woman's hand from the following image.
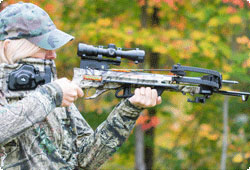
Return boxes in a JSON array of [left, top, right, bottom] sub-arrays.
[[54, 78, 84, 107], [128, 87, 162, 108]]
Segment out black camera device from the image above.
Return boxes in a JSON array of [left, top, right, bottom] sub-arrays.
[[8, 64, 52, 91]]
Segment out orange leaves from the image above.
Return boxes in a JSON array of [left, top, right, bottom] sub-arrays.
[[222, 0, 245, 9], [170, 16, 186, 31], [44, 3, 55, 13], [226, 6, 237, 14], [245, 152, 250, 159], [138, 0, 180, 10], [136, 113, 160, 131], [138, 0, 146, 6], [222, 64, 232, 72], [223, 0, 249, 14], [236, 36, 249, 45], [236, 36, 250, 53], [242, 58, 250, 68], [198, 124, 219, 141], [199, 124, 212, 135], [6, 0, 15, 4], [77, 0, 85, 8], [162, 0, 179, 10]]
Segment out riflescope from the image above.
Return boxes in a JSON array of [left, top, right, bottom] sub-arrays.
[[77, 43, 145, 64]]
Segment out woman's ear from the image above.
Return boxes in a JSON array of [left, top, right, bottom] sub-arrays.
[[3, 39, 10, 51], [2, 39, 13, 64], [0, 40, 11, 64]]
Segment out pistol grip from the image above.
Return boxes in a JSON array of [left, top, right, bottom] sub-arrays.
[[115, 85, 133, 98]]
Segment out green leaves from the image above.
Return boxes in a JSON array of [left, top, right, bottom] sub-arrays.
[[10, 0, 248, 169]]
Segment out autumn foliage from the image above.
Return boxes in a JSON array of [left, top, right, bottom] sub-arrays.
[[2, 0, 250, 169]]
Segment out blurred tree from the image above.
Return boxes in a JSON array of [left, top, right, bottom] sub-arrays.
[[3, 0, 250, 169]]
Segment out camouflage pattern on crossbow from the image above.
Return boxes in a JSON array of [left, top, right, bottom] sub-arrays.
[[72, 43, 250, 103]]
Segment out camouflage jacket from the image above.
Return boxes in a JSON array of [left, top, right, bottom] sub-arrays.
[[0, 82, 143, 170]]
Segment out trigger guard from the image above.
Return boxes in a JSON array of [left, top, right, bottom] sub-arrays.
[[84, 89, 108, 99], [115, 86, 133, 98]]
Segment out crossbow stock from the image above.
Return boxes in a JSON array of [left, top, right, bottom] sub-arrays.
[[72, 43, 250, 103]]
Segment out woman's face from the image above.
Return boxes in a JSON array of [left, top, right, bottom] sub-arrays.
[[31, 48, 56, 60]]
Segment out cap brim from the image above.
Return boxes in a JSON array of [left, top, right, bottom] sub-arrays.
[[27, 29, 74, 50]]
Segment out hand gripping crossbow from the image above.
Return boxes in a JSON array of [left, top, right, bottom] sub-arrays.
[[72, 43, 250, 103]]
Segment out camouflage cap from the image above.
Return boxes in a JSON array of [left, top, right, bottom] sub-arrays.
[[0, 2, 74, 50]]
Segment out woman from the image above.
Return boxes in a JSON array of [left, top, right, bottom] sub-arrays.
[[0, 2, 161, 170]]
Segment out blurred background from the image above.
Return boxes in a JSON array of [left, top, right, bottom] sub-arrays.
[[1, 0, 250, 169]]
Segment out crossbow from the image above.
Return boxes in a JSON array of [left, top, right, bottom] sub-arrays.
[[72, 43, 250, 103]]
